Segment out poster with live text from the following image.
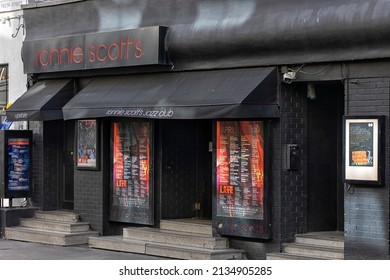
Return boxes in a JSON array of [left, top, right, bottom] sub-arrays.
[[214, 121, 269, 239], [110, 120, 153, 224]]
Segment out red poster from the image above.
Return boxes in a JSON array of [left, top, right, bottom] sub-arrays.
[[216, 121, 264, 220], [110, 121, 153, 225]]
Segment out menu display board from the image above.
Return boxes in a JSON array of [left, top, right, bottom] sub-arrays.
[[109, 120, 153, 224], [216, 121, 264, 220], [344, 116, 384, 185]]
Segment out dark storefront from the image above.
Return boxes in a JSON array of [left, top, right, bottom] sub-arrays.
[[5, 0, 390, 259]]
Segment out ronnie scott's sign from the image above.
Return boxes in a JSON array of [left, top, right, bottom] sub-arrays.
[[22, 26, 169, 74]]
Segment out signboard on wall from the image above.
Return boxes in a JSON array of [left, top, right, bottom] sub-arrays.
[[0, 130, 32, 199], [22, 26, 170, 74], [214, 121, 271, 239], [109, 120, 153, 225], [343, 116, 384, 185], [0, 0, 26, 12]]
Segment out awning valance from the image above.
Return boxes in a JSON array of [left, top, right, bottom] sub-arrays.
[[62, 67, 279, 120], [6, 79, 74, 121]]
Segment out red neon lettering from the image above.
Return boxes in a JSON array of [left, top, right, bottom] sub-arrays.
[[59, 48, 70, 64], [134, 41, 143, 59], [73, 47, 84, 64], [49, 49, 59, 65], [108, 43, 119, 60], [40, 50, 49, 66], [97, 44, 107, 62], [88, 44, 96, 62]]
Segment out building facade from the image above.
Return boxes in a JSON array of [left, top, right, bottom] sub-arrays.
[[5, 0, 390, 259], [0, 0, 28, 208]]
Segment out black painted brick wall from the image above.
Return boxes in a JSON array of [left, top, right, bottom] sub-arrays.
[[29, 121, 43, 209], [344, 78, 390, 259], [278, 84, 308, 242], [29, 121, 63, 210], [229, 82, 307, 259], [74, 120, 110, 235]]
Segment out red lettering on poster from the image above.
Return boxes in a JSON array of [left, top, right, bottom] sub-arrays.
[[219, 185, 234, 195], [115, 179, 127, 187]]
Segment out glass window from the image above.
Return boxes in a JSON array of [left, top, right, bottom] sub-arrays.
[[0, 65, 8, 110]]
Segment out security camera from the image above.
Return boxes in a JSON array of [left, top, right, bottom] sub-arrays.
[[283, 71, 296, 84]]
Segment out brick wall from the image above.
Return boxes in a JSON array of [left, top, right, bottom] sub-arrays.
[[29, 121, 64, 210], [74, 120, 110, 235], [229, 83, 307, 259], [279, 84, 308, 242], [344, 78, 390, 259], [29, 121, 43, 209]]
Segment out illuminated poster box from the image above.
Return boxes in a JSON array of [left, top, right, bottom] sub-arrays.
[[343, 116, 385, 185], [214, 121, 271, 239], [109, 120, 153, 225], [0, 130, 33, 199]]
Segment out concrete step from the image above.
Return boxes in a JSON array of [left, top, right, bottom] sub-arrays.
[[5, 227, 99, 246], [160, 219, 212, 236], [295, 232, 344, 248], [282, 243, 344, 259], [266, 252, 333, 260], [123, 227, 228, 249], [34, 211, 80, 223], [89, 236, 245, 260], [19, 218, 90, 233]]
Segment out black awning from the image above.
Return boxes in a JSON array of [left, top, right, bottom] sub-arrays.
[[7, 79, 74, 121], [62, 67, 279, 120]]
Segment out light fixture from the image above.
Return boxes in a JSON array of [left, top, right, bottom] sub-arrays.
[[307, 83, 316, 100]]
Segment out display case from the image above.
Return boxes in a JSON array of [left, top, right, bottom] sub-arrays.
[[0, 130, 33, 199]]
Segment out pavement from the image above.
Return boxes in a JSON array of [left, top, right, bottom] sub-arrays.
[[0, 238, 169, 260]]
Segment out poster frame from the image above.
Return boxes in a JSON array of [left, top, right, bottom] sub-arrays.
[[108, 119, 154, 225], [212, 120, 272, 239], [343, 115, 385, 185], [0, 130, 33, 199], [76, 119, 99, 170]]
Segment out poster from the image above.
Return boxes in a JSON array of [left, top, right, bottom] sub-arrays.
[[349, 122, 373, 167], [7, 137, 30, 192], [110, 120, 153, 224], [216, 121, 264, 220], [344, 116, 384, 185], [77, 120, 98, 169]]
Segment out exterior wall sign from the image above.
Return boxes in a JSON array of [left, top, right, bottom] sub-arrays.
[[343, 116, 385, 185], [0, 0, 26, 12], [22, 26, 169, 74], [214, 121, 271, 239], [110, 120, 153, 225]]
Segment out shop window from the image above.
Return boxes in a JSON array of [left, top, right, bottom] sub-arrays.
[[0, 65, 8, 112], [109, 119, 154, 225]]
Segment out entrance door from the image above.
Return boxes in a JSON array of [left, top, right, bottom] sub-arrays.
[[307, 83, 344, 232], [61, 121, 75, 210], [159, 120, 212, 220]]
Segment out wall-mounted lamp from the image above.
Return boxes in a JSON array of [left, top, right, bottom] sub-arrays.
[[307, 83, 316, 100], [1, 14, 24, 38]]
